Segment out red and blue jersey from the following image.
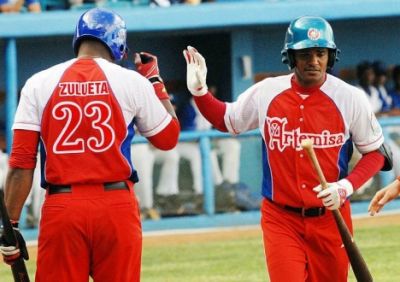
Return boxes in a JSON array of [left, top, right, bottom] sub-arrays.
[[13, 58, 171, 187], [224, 74, 384, 207]]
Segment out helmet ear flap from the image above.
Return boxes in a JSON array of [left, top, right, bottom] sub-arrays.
[[281, 50, 289, 65], [287, 50, 295, 69], [327, 48, 340, 68], [281, 50, 295, 69], [327, 50, 335, 68]]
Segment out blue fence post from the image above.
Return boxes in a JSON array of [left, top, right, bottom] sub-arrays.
[[199, 135, 214, 215], [5, 38, 18, 154]]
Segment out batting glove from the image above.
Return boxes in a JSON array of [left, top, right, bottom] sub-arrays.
[[183, 46, 208, 96], [134, 52, 169, 100], [0, 220, 29, 265], [313, 179, 354, 210]]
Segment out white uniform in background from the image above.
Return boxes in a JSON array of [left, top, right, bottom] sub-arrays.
[[25, 154, 45, 227], [178, 98, 241, 191], [131, 143, 155, 209], [211, 138, 241, 185], [153, 148, 180, 195], [131, 145, 180, 198], [0, 151, 8, 190]]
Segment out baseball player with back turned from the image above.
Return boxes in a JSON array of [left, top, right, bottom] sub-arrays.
[[0, 8, 179, 281], [183, 16, 392, 282]]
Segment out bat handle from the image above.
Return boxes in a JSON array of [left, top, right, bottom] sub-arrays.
[[12, 259, 30, 282], [301, 140, 328, 189]]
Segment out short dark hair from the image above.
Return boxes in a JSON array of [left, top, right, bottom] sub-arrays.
[[392, 65, 400, 81], [372, 60, 387, 76], [356, 61, 373, 80]]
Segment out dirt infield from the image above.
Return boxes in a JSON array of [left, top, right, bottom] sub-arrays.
[[25, 213, 399, 255], [143, 212, 400, 246], [352, 212, 400, 228], [144, 226, 262, 246]]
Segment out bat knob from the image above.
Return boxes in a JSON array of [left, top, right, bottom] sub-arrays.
[[301, 139, 313, 149]]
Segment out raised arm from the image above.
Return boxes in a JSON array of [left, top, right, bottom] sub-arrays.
[[134, 51, 180, 150], [183, 46, 228, 132]]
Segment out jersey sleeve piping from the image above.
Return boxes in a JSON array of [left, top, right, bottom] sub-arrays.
[[138, 112, 172, 137]]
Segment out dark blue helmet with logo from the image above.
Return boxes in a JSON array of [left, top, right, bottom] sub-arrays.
[[281, 16, 339, 69], [73, 8, 127, 62]]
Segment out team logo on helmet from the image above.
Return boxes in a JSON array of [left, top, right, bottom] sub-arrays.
[[307, 28, 321, 41]]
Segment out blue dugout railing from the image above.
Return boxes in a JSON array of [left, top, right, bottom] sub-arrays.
[[133, 129, 261, 216]]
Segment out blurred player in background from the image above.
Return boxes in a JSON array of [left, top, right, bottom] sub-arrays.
[[369, 64, 400, 215], [24, 153, 45, 228], [0, 7, 179, 281], [0, 0, 41, 13], [0, 126, 7, 190], [183, 16, 391, 282], [131, 139, 182, 219]]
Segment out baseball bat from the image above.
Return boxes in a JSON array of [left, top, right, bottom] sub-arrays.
[[0, 190, 30, 282], [301, 139, 373, 282]]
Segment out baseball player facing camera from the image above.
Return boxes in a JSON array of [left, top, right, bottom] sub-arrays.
[[0, 8, 179, 281], [183, 16, 391, 282]]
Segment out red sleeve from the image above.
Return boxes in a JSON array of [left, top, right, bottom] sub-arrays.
[[346, 150, 385, 190], [194, 92, 228, 132], [8, 129, 39, 169], [147, 118, 180, 150]]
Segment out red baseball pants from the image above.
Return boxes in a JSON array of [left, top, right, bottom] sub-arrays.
[[35, 183, 142, 282], [261, 198, 352, 282]]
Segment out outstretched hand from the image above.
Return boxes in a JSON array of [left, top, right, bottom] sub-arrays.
[[183, 46, 208, 96], [368, 179, 400, 216]]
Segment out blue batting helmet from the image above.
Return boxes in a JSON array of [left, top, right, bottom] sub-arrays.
[[281, 16, 339, 69], [73, 8, 127, 62]]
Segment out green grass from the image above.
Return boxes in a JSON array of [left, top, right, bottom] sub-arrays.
[[349, 225, 400, 282], [141, 235, 267, 282], [1, 223, 400, 281]]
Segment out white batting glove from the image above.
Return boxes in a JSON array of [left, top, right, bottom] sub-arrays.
[[313, 179, 353, 210], [183, 46, 208, 96]]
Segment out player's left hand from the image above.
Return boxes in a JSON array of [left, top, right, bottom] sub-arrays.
[[134, 52, 169, 100], [313, 179, 353, 210], [0, 221, 29, 265]]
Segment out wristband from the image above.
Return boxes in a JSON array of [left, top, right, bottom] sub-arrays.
[[10, 219, 19, 229], [153, 83, 169, 100], [149, 76, 163, 84]]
